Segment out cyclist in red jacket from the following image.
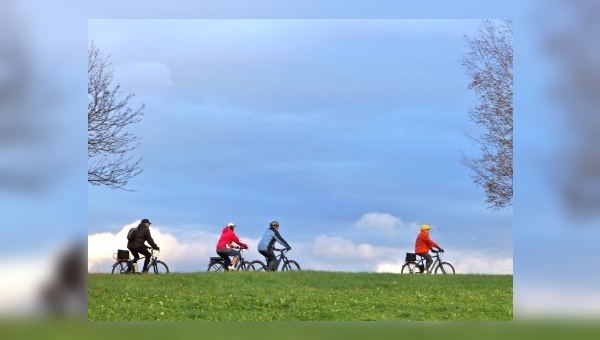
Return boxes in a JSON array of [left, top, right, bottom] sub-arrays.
[[414, 224, 444, 274], [216, 222, 248, 271]]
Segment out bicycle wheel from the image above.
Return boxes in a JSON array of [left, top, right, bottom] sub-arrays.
[[401, 262, 419, 274], [111, 261, 131, 274], [238, 261, 252, 271], [146, 260, 169, 274], [248, 260, 267, 271], [281, 260, 301, 271], [434, 262, 455, 274], [207, 261, 224, 272]]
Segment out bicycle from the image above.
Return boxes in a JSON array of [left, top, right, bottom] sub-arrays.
[[207, 247, 253, 272], [401, 249, 454, 274], [111, 247, 169, 274], [249, 248, 301, 271]]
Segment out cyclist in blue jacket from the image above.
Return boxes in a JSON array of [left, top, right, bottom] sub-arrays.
[[257, 220, 292, 271]]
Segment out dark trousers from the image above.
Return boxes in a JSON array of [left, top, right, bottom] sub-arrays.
[[416, 252, 433, 271], [217, 250, 233, 270], [259, 249, 278, 271], [129, 246, 151, 271]]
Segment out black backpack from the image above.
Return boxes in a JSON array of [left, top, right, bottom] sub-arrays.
[[127, 227, 139, 241]]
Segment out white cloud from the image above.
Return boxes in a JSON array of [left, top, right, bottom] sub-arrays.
[[312, 234, 378, 261], [373, 248, 512, 275], [452, 254, 513, 274], [354, 212, 418, 237], [375, 262, 405, 273], [88, 222, 263, 273], [89, 224, 512, 275], [374, 250, 512, 275], [304, 234, 381, 272]]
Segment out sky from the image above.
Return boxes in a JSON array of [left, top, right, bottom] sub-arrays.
[[3, 0, 600, 320], [87, 19, 513, 275]]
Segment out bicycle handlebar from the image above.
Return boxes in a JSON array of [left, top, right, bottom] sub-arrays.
[[147, 247, 161, 257]]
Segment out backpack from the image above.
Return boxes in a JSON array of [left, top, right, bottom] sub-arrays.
[[127, 227, 138, 241]]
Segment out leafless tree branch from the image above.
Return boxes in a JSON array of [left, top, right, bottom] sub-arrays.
[[460, 20, 513, 210], [88, 42, 143, 190]]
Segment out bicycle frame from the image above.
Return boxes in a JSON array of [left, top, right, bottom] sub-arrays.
[[112, 248, 168, 274], [255, 248, 300, 271], [401, 249, 454, 274], [416, 253, 441, 271], [272, 248, 289, 270], [207, 247, 250, 271]]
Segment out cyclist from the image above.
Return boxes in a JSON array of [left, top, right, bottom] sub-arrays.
[[216, 222, 248, 271], [257, 220, 292, 271], [127, 218, 160, 274], [414, 224, 444, 274]]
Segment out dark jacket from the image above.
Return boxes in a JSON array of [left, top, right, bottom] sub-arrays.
[[127, 224, 158, 249]]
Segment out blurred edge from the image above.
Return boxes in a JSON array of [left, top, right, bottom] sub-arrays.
[[0, 0, 87, 319], [2, 321, 600, 339], [539, 0, 600, 219]]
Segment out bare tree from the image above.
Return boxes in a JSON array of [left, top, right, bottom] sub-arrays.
[[88, 42, 143, 190], [460, 20, 513, 210]]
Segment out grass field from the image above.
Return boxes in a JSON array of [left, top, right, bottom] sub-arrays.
[[88, 271, 512, 321]]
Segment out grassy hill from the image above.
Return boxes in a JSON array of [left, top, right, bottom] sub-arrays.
[[88, 271, 512, 321]]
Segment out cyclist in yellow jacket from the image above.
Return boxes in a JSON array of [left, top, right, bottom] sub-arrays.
[[414, 224, 443, 274]]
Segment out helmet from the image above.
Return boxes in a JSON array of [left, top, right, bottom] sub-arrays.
[[420, 224, 431, 231], [227, 222, 236, 229], [270, 220, 279, 227]]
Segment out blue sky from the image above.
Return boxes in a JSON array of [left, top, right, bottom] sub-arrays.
[[5, 0, 600, 318], [87, 19, 512, 274]]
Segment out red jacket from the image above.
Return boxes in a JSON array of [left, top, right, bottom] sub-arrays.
[[415, 231, 439, 254], [216, 227, 247, 250]]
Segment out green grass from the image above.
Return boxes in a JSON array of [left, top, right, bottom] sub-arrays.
[[88, 271, 512, 321]]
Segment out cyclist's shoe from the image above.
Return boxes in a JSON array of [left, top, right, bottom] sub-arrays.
[[418, 264, 425, 273], [141, 270, 148, 274], [228, 266, 236, 271]]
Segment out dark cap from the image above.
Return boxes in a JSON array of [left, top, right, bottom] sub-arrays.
[[141, 218, 151, 224]]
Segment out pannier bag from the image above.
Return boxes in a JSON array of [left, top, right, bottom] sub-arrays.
[[117, 249, 130, 260], [405, 252, 417, 262]]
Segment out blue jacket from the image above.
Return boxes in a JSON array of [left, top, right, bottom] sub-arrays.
[[257, 226, 291, 251]]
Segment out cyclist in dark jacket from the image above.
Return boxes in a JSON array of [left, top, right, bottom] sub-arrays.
[[127, 218, 160, 274], [257, 220, 291, 271]]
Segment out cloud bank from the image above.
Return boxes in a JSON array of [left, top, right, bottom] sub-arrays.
[[89, 218, 511, 274], [354, 212, 419, 237]]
